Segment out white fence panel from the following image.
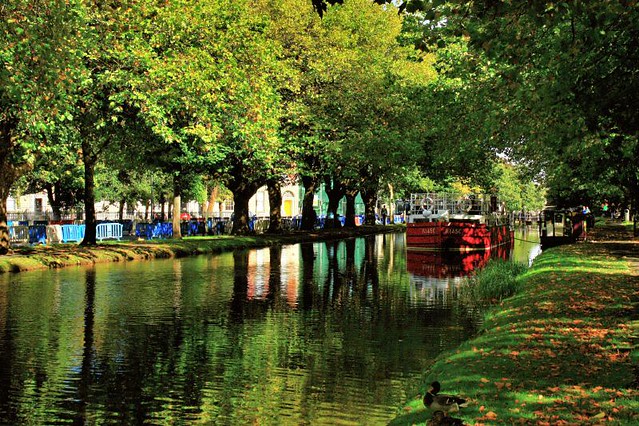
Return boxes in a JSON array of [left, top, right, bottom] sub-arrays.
[[46, 225, 63, 244], [9, 226, 29, 245], [96, 223, 123, 241]]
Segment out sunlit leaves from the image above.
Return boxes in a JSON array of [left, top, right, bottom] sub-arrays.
[[308, 1, 436, 192], [1, 0, 85, 155], [0, 0, 87, 252], [128, 0, 282, 186], [434, 1, 639, 206]]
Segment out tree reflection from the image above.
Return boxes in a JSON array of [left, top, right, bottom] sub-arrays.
[[76, 268, 96, 423], [300, 243, 316, 311], [266, 245, 281, 304], [324, 240, 342, 305], [362, 236, 380, 303], [0, 233, 512, 425], [0, 278, 13, 418], [230, 250, 249, 323]]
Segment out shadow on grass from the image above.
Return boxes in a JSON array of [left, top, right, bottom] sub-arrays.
[[391, 242, 639, 425], [387, 409, 430, 426]]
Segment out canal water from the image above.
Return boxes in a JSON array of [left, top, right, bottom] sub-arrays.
[[0, 230, 539, 425]]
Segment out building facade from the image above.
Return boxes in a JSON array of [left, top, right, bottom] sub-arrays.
[[6, 182, 367, 223]]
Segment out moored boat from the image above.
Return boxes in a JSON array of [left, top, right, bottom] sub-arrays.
[[405, 193, 514, 252], [538, 206, 591, 249]]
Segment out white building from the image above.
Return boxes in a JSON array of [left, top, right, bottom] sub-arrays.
[[6, 185, 304, 223]]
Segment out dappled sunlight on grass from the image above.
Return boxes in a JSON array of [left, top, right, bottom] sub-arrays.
[[392, 241, 639, 425], [523, 262, 628, 278]]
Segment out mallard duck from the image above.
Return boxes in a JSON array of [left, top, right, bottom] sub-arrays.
[[427, 410, 465, 426], [423, 381, 468, 413]]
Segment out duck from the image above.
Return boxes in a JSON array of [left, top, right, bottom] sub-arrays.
[[427, 410, 465, 426], [423, 381, 468, 414]]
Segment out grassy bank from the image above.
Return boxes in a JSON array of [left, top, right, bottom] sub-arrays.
[[0, 225, 402, 274], [391, 236, 639, 425]]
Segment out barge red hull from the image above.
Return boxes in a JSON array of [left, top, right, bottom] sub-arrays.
[[406, 222, 514, 252]]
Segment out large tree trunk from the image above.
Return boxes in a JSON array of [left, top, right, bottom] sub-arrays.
[[0, 185, 11, 255], [324, 177, 345, 229], [1, 122, 27, 254], [227, 173, 261, 235], [80, 141, 97, 246], [172, 179, 182, 238], [300, 175, 318, 231], [360, 187, 377, 226], [344, 189, 358, 228], [46, 183, 63, 221], [359, 172, 380, 226], [266, 178, 283, 234], [326, 196, 341, 228], [118, 198, 125, 221], [230, 186, 258, 235]]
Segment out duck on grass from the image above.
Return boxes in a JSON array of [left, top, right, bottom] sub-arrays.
[[423, 381, 468, 414], [426, 410, 464, 426]]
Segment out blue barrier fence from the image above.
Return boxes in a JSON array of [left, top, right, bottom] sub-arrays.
[[61, 224, 85, 243], [28, 225, 47, 244], [9, 226, 29, 245], [10, 214, 375, 247], [134, 220, 236, 238], [99, 219, 134, 235], [179, 221, 207, 236], [135, 222, 173, 239]]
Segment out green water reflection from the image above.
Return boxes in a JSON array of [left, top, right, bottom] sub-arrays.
[[0, 232, 539, 425]]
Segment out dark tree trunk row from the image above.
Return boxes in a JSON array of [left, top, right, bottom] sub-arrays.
[[0, 121, 23, 254], [227, 163, 263, 235], [266, 178, 283, 234], [300, 175, 318, 231], [324, 177, 345, 228], [80, 138, 98, 246]]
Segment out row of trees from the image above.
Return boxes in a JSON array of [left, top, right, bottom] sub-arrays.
[[5, 1, 631, 254], [2, 0, 432, 247], [410, 1, 638, 213], [324, 0, 639, 225]]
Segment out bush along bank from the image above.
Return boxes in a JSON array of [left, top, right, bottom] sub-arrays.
[[391, 242, 639, 425], [459, 259, 529, 307]]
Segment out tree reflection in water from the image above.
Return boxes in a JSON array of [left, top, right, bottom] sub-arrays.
[[0, 232, 545, 425]]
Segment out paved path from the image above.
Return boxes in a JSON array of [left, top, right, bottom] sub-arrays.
[[587, 221, 639, 273]]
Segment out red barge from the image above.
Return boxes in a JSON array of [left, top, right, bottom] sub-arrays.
[[405, 193, 514, 253]]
